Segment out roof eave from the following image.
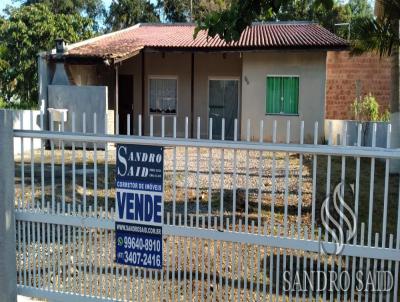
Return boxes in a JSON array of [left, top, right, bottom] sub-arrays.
[[144, 44, 349, 52], [56, 43, 349, 63]]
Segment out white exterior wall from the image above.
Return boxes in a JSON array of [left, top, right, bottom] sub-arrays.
[[48, 85, 108, 148], [12, 110, 43, 155], [241, 51, 327, 143]]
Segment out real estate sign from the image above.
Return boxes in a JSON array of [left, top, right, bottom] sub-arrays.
[[115, 144, 164, 269]]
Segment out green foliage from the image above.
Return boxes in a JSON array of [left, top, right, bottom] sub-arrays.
[[195, 0, 281, 42], [351, 16, 399, 57], [161, 0, 190, 22], [380, 109, 391, 122], [0, 4, 94, 106], [194, 0, 371, 42], [351, 0, 400, 57], [16, 0, 105, 29], [105, 0, 159, 31], [275, 0, 356, 34], [350, 93, 388, 122], [348, 0, 373, 19], [158, 0, 230, 23], [0, 97, 7, 109]]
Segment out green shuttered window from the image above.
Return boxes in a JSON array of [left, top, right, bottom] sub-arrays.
[[266, 76, 299, 115]]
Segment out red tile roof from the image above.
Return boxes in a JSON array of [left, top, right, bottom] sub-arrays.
[[66, 23, 348, 60]]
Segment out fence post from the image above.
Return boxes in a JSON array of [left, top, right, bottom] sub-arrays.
[[0, 110, 17, 301]]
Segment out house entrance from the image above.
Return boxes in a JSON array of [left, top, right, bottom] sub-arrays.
[[208, 78, 239, 140], [118, 74, 134, 135]]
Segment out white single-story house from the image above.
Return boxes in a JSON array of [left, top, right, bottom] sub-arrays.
[[38, 22, 348, 142]]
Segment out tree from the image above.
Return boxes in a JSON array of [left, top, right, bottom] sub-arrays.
[[351, 0, 399, 56], [160, 0, 190, 22], [15, 0, 105, 29], [194, 0, 371, 41], [195, 0, 285, 42], [105, 0, 159, 31], [0, 18, 9, 107], [274, 0, 352, 33], [157, 0, 229, 23], [0, 4, 94, 106], [352, 0, 400, 172], [348, 0, 373, 19]]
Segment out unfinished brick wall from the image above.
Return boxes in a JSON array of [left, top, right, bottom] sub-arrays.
[[325, 51, 391, 120]]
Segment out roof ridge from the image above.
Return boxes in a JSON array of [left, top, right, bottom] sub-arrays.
[[139, 22, 196, 27], [251, 21, 316, 25], [137, 21, 316, 27]]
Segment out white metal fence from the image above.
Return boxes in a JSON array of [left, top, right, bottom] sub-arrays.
[[10, 111, 400, 301]]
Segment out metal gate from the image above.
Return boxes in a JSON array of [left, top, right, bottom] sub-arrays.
[[7, 111, 400, 301]]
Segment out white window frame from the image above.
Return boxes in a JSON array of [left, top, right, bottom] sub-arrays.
[[148, 75, 178, 116]]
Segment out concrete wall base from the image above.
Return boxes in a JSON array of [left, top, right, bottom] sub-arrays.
[[0, 110, 17, 302], [390, 112, 400, 174]]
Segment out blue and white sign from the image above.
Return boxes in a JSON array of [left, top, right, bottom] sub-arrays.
[[115, 144, 163, 269]]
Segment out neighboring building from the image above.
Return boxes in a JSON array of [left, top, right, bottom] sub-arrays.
[[39, 22, 347, 142], [325, 51, 391, 120]]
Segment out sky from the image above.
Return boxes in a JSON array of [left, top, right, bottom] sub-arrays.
[[0, 0, 13, 12]]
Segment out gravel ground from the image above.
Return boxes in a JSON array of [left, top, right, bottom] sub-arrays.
[[14, 146, 399, 238], [15, 147, 315, 235]]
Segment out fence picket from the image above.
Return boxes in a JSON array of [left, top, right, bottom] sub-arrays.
[[232, 119, 238, 230], [61, 113, 65, 214], [184, 117, 189, 226], [82, 113, 87, 217], [172, 116, 177, 225], [40, 110, 45, 210], [93, 114, 98, 216], [104, 115, 109, 216], [220, 118, 225, 230], [271, 120, 277, 234], [20, 111, 24, 210], [72, 112, 76, 214], [50, 112, 55, 214], [257, 120, 264, 231], [196, 117, 201, 227], [30, 110, 34, 211], [245, 119, 250, 231], [297, 121, 304, 238], [208, 118, 213, 228]]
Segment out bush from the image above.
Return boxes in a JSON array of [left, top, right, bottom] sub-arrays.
[[0, 97, 38, 109], [0, 97, 7, 108], [350, 93, 389, 122]]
